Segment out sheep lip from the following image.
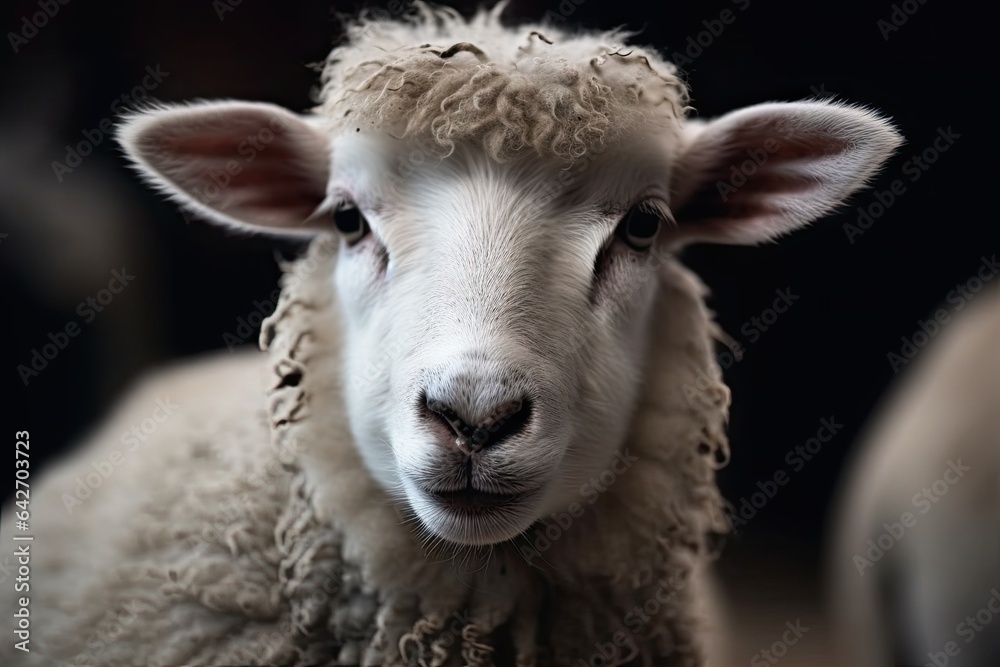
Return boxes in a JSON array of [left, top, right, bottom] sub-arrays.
[[427, 488, 529, 513]]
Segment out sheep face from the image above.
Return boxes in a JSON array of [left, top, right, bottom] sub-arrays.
[[119, 97, 901, 546], [329, 132, 677, 545]]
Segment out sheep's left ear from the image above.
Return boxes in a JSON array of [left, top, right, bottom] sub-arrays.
[[117, 101, 332, 235], [667, 101, 902, 245]]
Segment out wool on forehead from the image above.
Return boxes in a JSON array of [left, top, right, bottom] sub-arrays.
[[315, 1, 688, 162]]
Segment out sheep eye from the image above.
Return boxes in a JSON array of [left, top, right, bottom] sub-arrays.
[[333, 207, 369, 245], [616, 204, 661, 250]]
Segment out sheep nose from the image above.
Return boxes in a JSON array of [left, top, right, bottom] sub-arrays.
[[423, 393, 531, 453]]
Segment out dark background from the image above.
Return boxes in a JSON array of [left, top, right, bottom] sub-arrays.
[[2, 0, 992, 613]]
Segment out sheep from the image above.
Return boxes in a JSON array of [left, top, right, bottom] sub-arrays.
[[2, 3, 901, 666], [830, 284, 1000, 667]]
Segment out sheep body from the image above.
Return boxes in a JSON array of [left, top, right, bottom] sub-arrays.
[[2, 237, 729, 666], [831, 286, 1000, 667]]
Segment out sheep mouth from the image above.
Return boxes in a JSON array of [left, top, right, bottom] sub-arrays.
[[427, 487, 531, 514], [407, 482, 543, 545]]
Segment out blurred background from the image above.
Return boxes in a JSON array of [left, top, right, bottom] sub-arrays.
[[2, 0, 993, 664]]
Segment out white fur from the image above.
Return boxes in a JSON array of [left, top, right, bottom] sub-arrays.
[[116, 94, 899, 544]]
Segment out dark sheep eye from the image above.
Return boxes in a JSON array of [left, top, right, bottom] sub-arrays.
[[333, 207, 369, 245], [617, 205, 661, 250]]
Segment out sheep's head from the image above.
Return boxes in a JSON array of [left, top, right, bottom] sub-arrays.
[[118, 7, 900, 546]]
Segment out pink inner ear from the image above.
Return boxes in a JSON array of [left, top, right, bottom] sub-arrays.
[[675, 131, 850, 237], [133, 106, 330, 230], [664, 100, 905, 246]]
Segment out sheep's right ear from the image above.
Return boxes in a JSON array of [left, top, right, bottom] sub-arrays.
[[118, 101, 332, 235]]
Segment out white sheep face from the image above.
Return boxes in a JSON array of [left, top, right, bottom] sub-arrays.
[[330, 133, 676, 544], [118, 98, 900, 546]]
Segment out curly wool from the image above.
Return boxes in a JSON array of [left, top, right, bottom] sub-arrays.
[[0, 235, 729, 667], [316, 2, 688, 161], [258, 236, 731, 666]]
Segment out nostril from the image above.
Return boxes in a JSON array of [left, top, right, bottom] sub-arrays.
[[425, 397, 474, 441], [421, 392, 532, 453], [473, 398, 530, 451]]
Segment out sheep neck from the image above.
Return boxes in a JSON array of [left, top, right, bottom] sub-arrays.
[[261, 235, 729, 667]]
